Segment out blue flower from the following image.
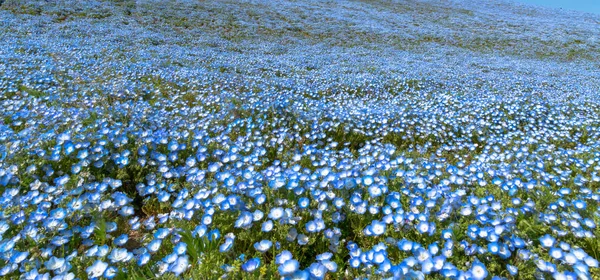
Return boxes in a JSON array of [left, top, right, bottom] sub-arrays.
[[506, 264, 518, 276], [416, 222, 431, 235], [104, 266, 118, 279], [114, 234, 129, 246], [308, 262, 328, 279], [488, 242, 499, 255], [138, 253, 151, 266], [367, 220, 386, 236], [276, 251, 293, 264], [174, 242, 187, 255], [234, 211, 253, 229], [219, 237, 234, 253], [194, 225, 207, 238], [86, 260, 108, 279], [242, 258, 261, 272], [108, 248, 131, 263], [469, 259, 488, 280], [254, 240, 272, 252], [539, 234, 556, 248], [316, 252, 332, 261], [45, 256, 65, 271], [279, 259, 299, 275], [9, 251, 28, 264], [269, 207, 284, 220], [298, 197, 310, 209], [288, 269, 310, 280], [321, 260, 337, 272], [169, 255, 189, 276], [262, 220, 274, 232], [147, 239, 162, 253]]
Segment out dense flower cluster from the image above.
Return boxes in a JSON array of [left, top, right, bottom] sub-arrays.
[[1, 0, 600, 279]]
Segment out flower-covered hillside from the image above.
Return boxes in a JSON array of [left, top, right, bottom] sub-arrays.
[[1, 0, 600, 279]]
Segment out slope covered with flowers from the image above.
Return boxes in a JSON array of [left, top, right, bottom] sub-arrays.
[[1, 0, 600, 279]]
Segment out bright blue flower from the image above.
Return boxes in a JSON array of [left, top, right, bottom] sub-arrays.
[[469, 259, 488, 280], [104, 266, 118, 279], [114, 234, 129, 246], [254, 240, 272, 252], [109, 248, 131, 263], [298, 197, 310, 209], [308, 262, 328, 279], [539, 234, 556, 248], [86, 260, 108, 279], [147, 239, 162, 253], [45, 257, 65, 271], [279, 259, 299, 275], [242, 258, 261, 272], [169, 255, 189, 276], [262, 220, 274, 232], [138, 253, 151, 266]]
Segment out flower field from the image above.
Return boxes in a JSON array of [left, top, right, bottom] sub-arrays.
[[1, 0, 600, 279]]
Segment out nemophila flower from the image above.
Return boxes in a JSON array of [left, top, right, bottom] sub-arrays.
[[431, 255, 445, 271], [0, 263, 16, 276], [573, 262, 588, 275], [441, 229, 453, 240], [308, 262, 328, 279], [497, 244, 511, 259], [314, 252, 332, 261], [278, 258, 300, 275], [138, 253, 151, 266], [10, 251, 28, 264], [298, 197, 310, 208], [540, 234, 556, 248], [286, 269, 309, 280], [208, 229, 220, 241], [572, 247, 588, 261], [415, 247, 430, 263], [174, 242, 187, 255], [255, 194, 267, 205], [114, 234, 129, 246], [194, 225, 207, 238], [399, 239, 414, 251], [367, 220, 386, 236], [262, 220, 274, 232], [23, 268, 42, 280], [86, 260, 108, 279], [584, 256, 599, 267], [45, 256, 65, 271], [234, 211, 253, 229], [147, 239, 162, 253], [254, 240, 272, 252], [372, 250, 387, 264], [550, 247, 564, 259], [306, 220, 318, 233], [275, 250, 293, 265], [169, 255, 189, 276], [564, 252, 579, 265], [109, 248, 132, 263], [106, 222, 118, 232], [470, 259, 488, 280], [253, 210, 264, 221], [220, 237, 234, 253], [321, 259, 338, 272], [51, 234, 71, 246], [104, 266, 118, 279], [269, 207, 284, 220], [242, 257, 261, 272], [416, 221, 431, 235], [506, 264, 518, 276], [297, 234, 309, 245], [154, 228, 170, 239]]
